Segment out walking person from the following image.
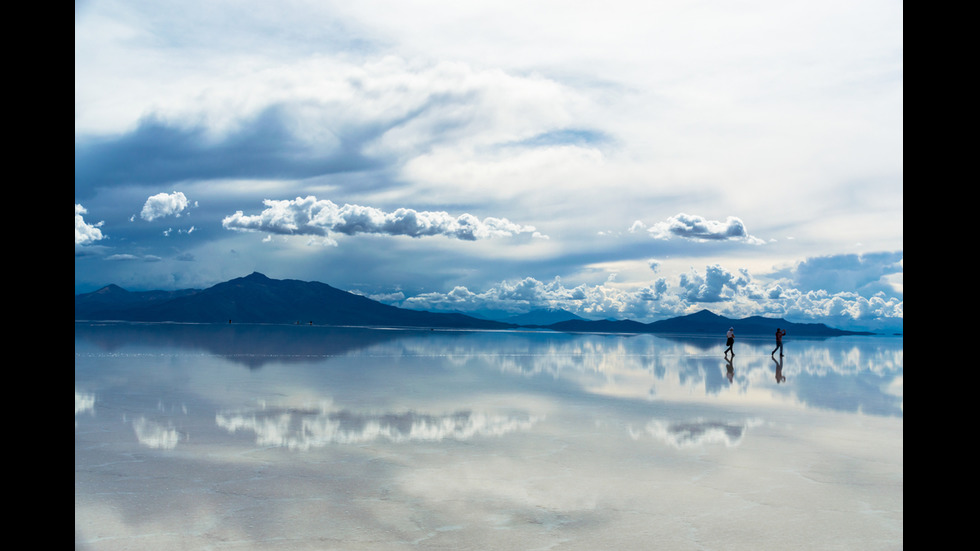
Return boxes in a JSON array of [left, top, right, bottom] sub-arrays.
[[724, 327, 735, 357], [772, 328, 786, 357]]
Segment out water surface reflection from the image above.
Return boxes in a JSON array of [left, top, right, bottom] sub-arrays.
[[75, 322, 903, 550]]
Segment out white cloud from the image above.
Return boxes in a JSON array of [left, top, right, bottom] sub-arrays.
[[216, 405, 537, 451], [75, 391, 95, 416], [222, 196, 542, 241], [132, 417, 180, 449], [75, 204, 105, 246], [390, 258, 901, 331], [140, 191, 191, 221], [402, 276, 579, 314], [105, 254, 162, 262], [635, 213, 765, 244], [637, 419, 753, 449], [678, 264, 739, 302]]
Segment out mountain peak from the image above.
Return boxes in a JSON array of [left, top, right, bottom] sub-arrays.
[[687, 309, 723, 319], [94, 284, 128, 295], [75, 272, 513, 329]]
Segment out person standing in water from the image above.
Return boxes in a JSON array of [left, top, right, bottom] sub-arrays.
[[772, 328, 787, 357], [724, 327, 735, 356]]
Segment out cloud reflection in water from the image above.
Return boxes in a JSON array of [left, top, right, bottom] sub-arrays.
[[631, 418, 764, 448], [132, 417, 181, 449], [75, 324, 903, 549], [75, 390, 95, 428], [388, 332, 903, 416], [75, 390, 95, 416], [216, 403, 539, 451]]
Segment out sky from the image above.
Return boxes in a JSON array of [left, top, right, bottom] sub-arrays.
[[75, 0, 903, 332]]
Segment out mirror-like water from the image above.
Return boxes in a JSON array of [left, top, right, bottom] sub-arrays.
[[75, 322, 903, 550]]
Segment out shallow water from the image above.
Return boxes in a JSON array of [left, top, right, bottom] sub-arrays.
[[75, 322, 903, 550]]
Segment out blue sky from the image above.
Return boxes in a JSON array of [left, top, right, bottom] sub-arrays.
[[75, 0, 903, 332]]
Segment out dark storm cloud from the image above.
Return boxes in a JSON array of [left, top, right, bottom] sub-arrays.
[[74, 103, 384, 198]]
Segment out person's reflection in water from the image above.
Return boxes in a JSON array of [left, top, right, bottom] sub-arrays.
[[725, 355, 734, 383], [772, 354, 786, 383]]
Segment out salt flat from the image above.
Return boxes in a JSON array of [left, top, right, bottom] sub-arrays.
[[75, 323, 903, 550]]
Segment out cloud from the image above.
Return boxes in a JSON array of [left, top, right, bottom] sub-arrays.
[[634, 419, 758, 448], [74, 107, 381, 197], [397, 274, 684, 322], [75, 204, 105, 245], [163, 226, 196, 237], [141, 191, 192, 221], [105, 254, 163, 262], [73, 1, 902, 332], [633, 213, 765, 244], [222, 195, 542, 241], [678, 264, 743, 302], [784, 252, 903, 296], [73, 58, 591, 198], [387, 256, 901, 332], [215, 405, 537, 451], [779, 289, 902, 332], [401, 276, 580, 314], [132, 417, 180, 449], [75, 390, 95, 428]]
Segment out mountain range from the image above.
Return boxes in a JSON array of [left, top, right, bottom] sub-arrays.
[[75, 272, 873, 336]]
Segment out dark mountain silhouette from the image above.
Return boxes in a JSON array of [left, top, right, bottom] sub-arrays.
[[75, 272, 873, 335], [639, 309, 868, 336], [74, 284, 200, 319], [543, 318, 652, 333], [75, 272, 513, 330], [540, 309, 868, 336], [499, 308, 586, 325], [448, 307, 585, 325]]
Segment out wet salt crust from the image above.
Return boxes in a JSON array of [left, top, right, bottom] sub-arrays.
[[75, 322, 903, 550]]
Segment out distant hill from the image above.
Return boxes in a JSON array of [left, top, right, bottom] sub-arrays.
[[535, 309, 869, 336], [447, 308, 586, 325], [74, 284, 200, 319], [499, 308, 587, 325], [544, 318, 652, 333], [629, 309, 869, 336], [75, 272, 874, 335], [74, 272, 513, 330]]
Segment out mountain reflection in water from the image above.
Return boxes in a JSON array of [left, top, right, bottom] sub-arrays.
[[76, 322, 902, 550], [75, 321, 903, 417]]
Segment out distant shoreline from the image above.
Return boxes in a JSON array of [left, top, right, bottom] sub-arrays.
[[74, 319, 897, 339], [74, 272, 897, 336]]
